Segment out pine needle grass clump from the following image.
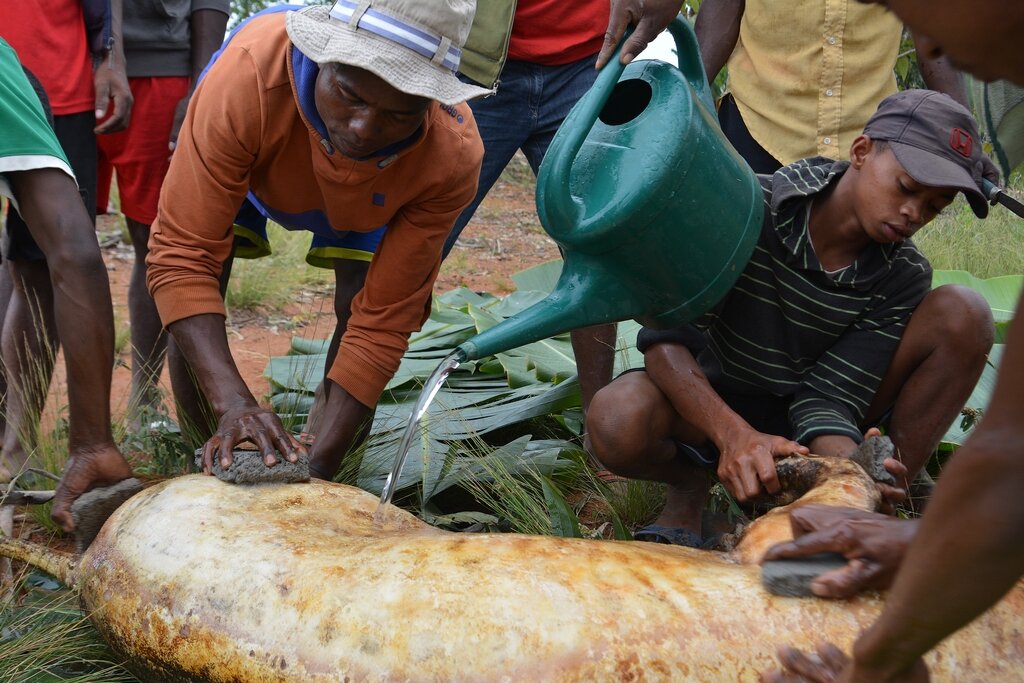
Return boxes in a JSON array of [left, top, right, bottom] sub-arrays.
[[915, 175, 1024, 278], [0, 572, 134, 682], [458, 450, 573, 537]]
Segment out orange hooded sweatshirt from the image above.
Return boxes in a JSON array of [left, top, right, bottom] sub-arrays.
[[147, 12, 483, 408]]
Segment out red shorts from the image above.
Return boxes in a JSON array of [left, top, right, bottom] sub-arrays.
[[97, 76, 189, 225]]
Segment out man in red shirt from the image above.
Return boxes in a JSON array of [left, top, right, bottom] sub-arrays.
[[443, 0, 617, 416]]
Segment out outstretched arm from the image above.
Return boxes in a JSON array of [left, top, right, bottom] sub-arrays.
[[168, 313, 304, 473], [7, 168, 132, 530], [693, 0, 744, 86], [767, 297, 1024, 682], [845, 300, 1024, 680]]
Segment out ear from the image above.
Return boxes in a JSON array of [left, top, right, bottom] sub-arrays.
[[849, 135, 873, 169]]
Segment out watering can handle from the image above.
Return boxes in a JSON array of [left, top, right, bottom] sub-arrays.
[[538, 16, 715, 229], [665, 16, 717, 113]]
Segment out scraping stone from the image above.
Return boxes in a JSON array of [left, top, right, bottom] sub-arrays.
[[194, 449, 310, 485], [71, 477, 144, 553], [762, 552, 848, 597], [850, 435, 898, 486]]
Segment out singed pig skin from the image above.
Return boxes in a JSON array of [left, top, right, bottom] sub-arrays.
[[73, 463, 1024, 682]]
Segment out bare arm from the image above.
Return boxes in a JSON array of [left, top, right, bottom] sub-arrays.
[[8, 168, 132, 530], [914, 35, 968, 107], [845, 298, 1024, 680], [169, 8, 229, 149], [168, 313, 304, 471], [643, 342, 807, 501], [767, 298, 1024, 682], [94, 0, 133, 133], [693, 0, 744, 87]]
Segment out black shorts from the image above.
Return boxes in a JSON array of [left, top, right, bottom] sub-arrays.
[[4, 108, 96, 263], [674, 388, 797, 468]]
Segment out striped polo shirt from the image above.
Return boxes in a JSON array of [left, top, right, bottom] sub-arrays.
[[639, 157, 932, 444]]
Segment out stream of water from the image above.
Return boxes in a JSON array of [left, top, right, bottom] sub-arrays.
[[374, 351, 463, 524]]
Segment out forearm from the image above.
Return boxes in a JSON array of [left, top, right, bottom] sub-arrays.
[[190, 9, 228, 87], [851, 308, 1024, 674], [308, 379, 374, 479], [917, 49, 967, 107], [167, 313, 258, 416], [808, 434, 857, 458], [643, 343, 748, 448], [693, 0, 743, 85], [9, 170, 117, 451], [853, 429, 1024, 674]]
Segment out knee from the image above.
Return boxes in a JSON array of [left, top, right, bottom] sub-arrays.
[[920, 285, 994, 356], [585, 373, 658, 470]]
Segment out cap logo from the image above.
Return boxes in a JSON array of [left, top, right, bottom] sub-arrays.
[[949, 128, 973, 157]]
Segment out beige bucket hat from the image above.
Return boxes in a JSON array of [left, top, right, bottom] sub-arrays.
[[286, 0, 491, 106]]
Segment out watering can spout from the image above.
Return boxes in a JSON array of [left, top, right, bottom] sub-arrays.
[[455, 257, 634, 361]]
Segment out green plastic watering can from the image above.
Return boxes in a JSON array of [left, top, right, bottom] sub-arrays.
[[455, 17, 763, 362]]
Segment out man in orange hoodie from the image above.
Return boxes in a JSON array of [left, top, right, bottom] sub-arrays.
[[146, 0, 485, 479]]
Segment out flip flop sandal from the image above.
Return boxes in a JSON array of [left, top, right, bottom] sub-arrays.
[[633, 524, 705, 548]]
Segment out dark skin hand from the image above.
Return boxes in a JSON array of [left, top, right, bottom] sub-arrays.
[[168, 8, 229, 152], [304, 379, 373, 481], [763, 504, 919, 598], [761, 642, 930, 683], [93, 0, 132, 134], [597, 0, 684, 68], [170, 315, 373, 481], [644, 342, 808, 502], [168, 314, 305, 473], [7, 168, 132, 532]]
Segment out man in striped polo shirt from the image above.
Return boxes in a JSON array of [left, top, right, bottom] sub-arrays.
[[586, 90, 994, 547]]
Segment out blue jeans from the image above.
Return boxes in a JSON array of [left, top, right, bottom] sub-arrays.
[[442, 54, 600, 257]]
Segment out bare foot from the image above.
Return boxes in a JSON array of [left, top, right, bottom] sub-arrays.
[[50, 444, 134, 532]]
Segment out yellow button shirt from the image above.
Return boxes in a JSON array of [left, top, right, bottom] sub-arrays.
[[727, 0, 903, 164]]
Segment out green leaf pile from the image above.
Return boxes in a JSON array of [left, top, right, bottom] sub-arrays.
[[264, 260, 643, 521]]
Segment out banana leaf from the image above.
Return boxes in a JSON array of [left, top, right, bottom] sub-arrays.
[[263, 261, 648, 511], [940, 344, 1004, 446], [511, 259, 562, 293]]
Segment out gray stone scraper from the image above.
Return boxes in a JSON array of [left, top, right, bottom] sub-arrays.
[[71, 477, 144, 553], [193, 449, 311, 485], [761, 435, 898, 597]]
